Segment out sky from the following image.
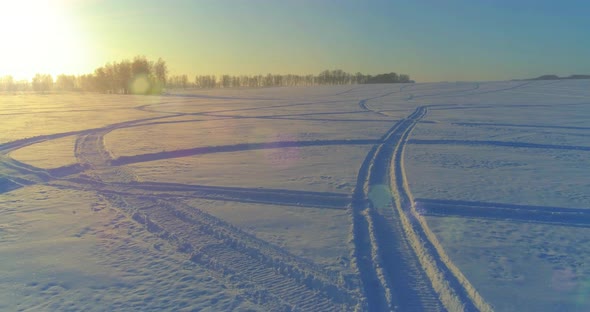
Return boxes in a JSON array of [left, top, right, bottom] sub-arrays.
[[1, 0, 589, 82]]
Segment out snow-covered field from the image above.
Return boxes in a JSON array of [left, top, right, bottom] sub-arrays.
[[1, 81, 589, 311]]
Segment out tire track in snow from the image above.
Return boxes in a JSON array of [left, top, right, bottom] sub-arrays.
[[0, 115, 177, 155], [72, 125, 362, 311], [200, 111, 393, 123], [351, 107, 443, 311], [0, 176, 26, 194], [136, 99, 344, 115], [351, 106, 493, 311], [0, 156, 80, 195], [112, 139, 379, 166], [415, 199, 590, 228], [390, 107, 490, 311], [52, 179, 351, 210], [127, 197, 357, 311], [408, 139, 590, 152], [0, 116, 177, 194], [119, 181, 351, 209], [357, 86, 409, 117], [454, 122, 590, 131], [0, 130, 91, 154]]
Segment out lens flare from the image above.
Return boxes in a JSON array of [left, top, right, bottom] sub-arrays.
[[575, 278, 590, 307], [130, 74, 151, 94], [368, 184, 392, 209]]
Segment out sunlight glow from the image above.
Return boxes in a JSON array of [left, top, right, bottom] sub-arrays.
[[0, 0, 90, 80], [130, 74, 151, 94]]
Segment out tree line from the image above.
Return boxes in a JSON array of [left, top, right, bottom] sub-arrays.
[[180, 70, 412, 89], [0, 56, 413, 93]]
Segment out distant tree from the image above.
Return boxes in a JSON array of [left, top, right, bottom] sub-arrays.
[[354, 72, 365, 84], [167, 74, 190, 89], [0, 75, 15, 92], [189, 70, 410, 88], [232, 76, 240, 88], [31, 74, 41, 92], [363, 72, 411, 84], [153, 58, 168, 92], [390, 72, 400, 83], [195, 75, 205, 88], [399, 74, 410, 83], [104, 62, 117, 93], [43, 74, 54, 92], [32, 74, 53, 93], [55, 74, 77, 91], [221, 75, 231, 88], [128, 56, 152, 94], [93, 67, 109, 93], [15, 79, 31, 92], [116, 60, 132, 94], [30, 56, 414, 94], [332, 69, 345, 84], [131, 56, 151, 78], [181, 74, 188, 89], [195, 75, 217, 88], [77, 74, 96, 92]]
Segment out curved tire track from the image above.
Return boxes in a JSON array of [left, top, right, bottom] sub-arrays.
[[393, 108, 493, 312], [351, 106, 493, 311]]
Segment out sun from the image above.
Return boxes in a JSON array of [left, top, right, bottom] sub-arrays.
[[0, 0, 91, 80]]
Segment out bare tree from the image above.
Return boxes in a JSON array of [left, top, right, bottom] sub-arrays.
[[32, 74, 53, 93], [55, 74, 77, 91], [43, 56, 413, 93], [116, 60, 132, 94], [153, 58, 168, 92], [0, 76, 15, 92]]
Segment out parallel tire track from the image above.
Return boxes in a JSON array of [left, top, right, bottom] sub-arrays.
[[393, 107, 493, 312], [351, 106, 493, 311], [128, 197, 357, 311], [351, 107, 443, 311]]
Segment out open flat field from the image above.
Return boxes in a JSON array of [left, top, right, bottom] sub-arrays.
[[1, 81, 589, 311]]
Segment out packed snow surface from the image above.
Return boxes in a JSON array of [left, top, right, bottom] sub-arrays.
[[1, 81, 589, 311]]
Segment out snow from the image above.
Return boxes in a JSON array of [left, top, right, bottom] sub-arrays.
[[9, 136, 78, 169], [190, 198, 352, 273], [426, 216, 590, 311], [105, 117, 391, 158], [0, 94, 161, 145], [1, 80, 589, 311], [0, 185, 247, 311], [126, 145, 367, 193]]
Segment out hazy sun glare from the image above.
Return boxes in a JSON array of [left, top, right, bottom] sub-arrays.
[[0, 0, 91, 80]]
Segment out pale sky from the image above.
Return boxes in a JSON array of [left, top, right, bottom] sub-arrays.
[[1, 0, 589, 82]]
